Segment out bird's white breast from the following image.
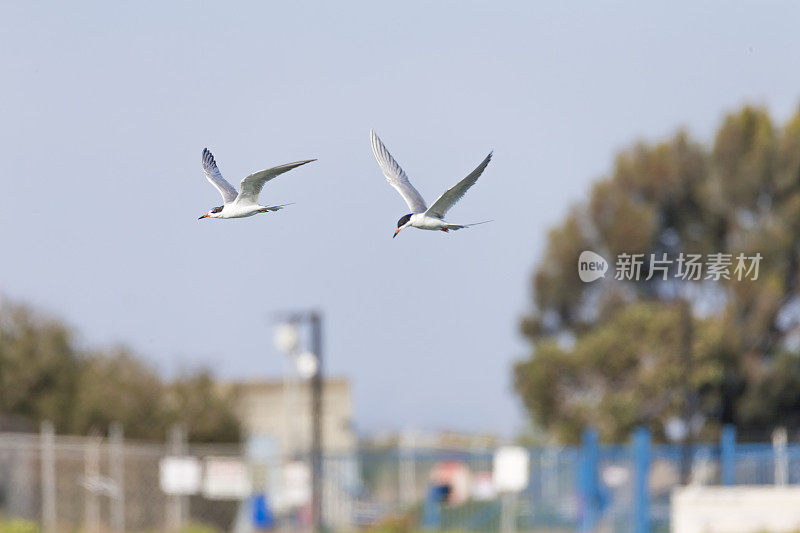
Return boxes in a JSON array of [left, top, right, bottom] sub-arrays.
[[221, 204, 262, 218], [410, 213, 447, 230]]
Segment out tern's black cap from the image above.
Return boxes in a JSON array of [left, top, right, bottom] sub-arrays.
[[397, 214, 412, 228]]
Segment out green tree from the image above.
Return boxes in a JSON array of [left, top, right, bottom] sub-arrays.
[[71, 348, 168, 438], [0, 302, 80, 432], [515, 105, 800, 442], [0, 299, 241, 442], [165, 371, 241, 443]]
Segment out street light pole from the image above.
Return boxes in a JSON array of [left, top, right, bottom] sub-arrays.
[[275, 310, 324, 532], [310, 311, 323, 533]]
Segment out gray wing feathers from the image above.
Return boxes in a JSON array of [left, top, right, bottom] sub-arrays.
[[236, 159, 315, 204], [426, 152, 492, 218], [202, 148, 238, 204], [370, 130, 427, 213]]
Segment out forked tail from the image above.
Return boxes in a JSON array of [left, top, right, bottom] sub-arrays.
[[445, 220, 493, 231], [264, 203, 295, 212]]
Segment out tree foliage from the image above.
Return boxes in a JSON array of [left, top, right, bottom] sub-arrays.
[[0, 299, 240, 442], [0, 304, 80, 433], [515, 105, 800, 443], [165, 372, 241, 443]]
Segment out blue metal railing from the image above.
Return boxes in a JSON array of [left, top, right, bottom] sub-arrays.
[[327, 425, 800, 532]]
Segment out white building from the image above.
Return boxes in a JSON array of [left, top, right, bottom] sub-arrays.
[[223, 378, 357, 529], [226, 377, 355, 457]]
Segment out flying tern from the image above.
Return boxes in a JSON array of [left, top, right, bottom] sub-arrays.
[[370, 130, 492, 238], [198, 148, 315, 219]]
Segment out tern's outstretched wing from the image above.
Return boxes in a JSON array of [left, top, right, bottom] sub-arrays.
[[202, 148, 238, 204], [370, 130, 427, 213], [235, 159, 315, 205], [425, 152, 492, 219]]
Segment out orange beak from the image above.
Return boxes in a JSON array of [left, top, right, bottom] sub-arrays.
[[393, 228, 402, 238], [198, 214, 210, 219]]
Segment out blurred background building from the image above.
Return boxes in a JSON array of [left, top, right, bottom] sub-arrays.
[[224, 378, 356, 456]]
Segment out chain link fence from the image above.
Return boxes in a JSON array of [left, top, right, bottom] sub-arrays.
[[2, 426, 800, 532], [0, 427, 242, 532]]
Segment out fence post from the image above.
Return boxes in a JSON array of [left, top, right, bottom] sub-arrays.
[[633, 427, 651, 533], [84, 435, 101, 533], [109, 422, 125, 533], [578, 428, 599, 533], [720, 425, 736, 486], [773, 427, 788, 486], [40, 421, 57, 533], [166, 424, 188, 531], [500, 491, 519, 533]]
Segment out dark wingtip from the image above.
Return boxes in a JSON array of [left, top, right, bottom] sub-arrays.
[[202, 148, 216, 166]]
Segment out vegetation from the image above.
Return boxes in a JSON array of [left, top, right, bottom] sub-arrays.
[[0, 518, 226, 533], [515, 104, 800, 443], [0, 517, 40, 533], [0, 299, 240, 441]]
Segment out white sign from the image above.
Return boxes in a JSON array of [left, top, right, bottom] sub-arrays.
[[283, 461, 311, 506], [492, 446, 529, 493], [202, 457, 251, 500], [159, 456, 201, 495]]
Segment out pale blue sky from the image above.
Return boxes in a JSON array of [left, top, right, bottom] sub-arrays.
[[2, 2, 800, 436]]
